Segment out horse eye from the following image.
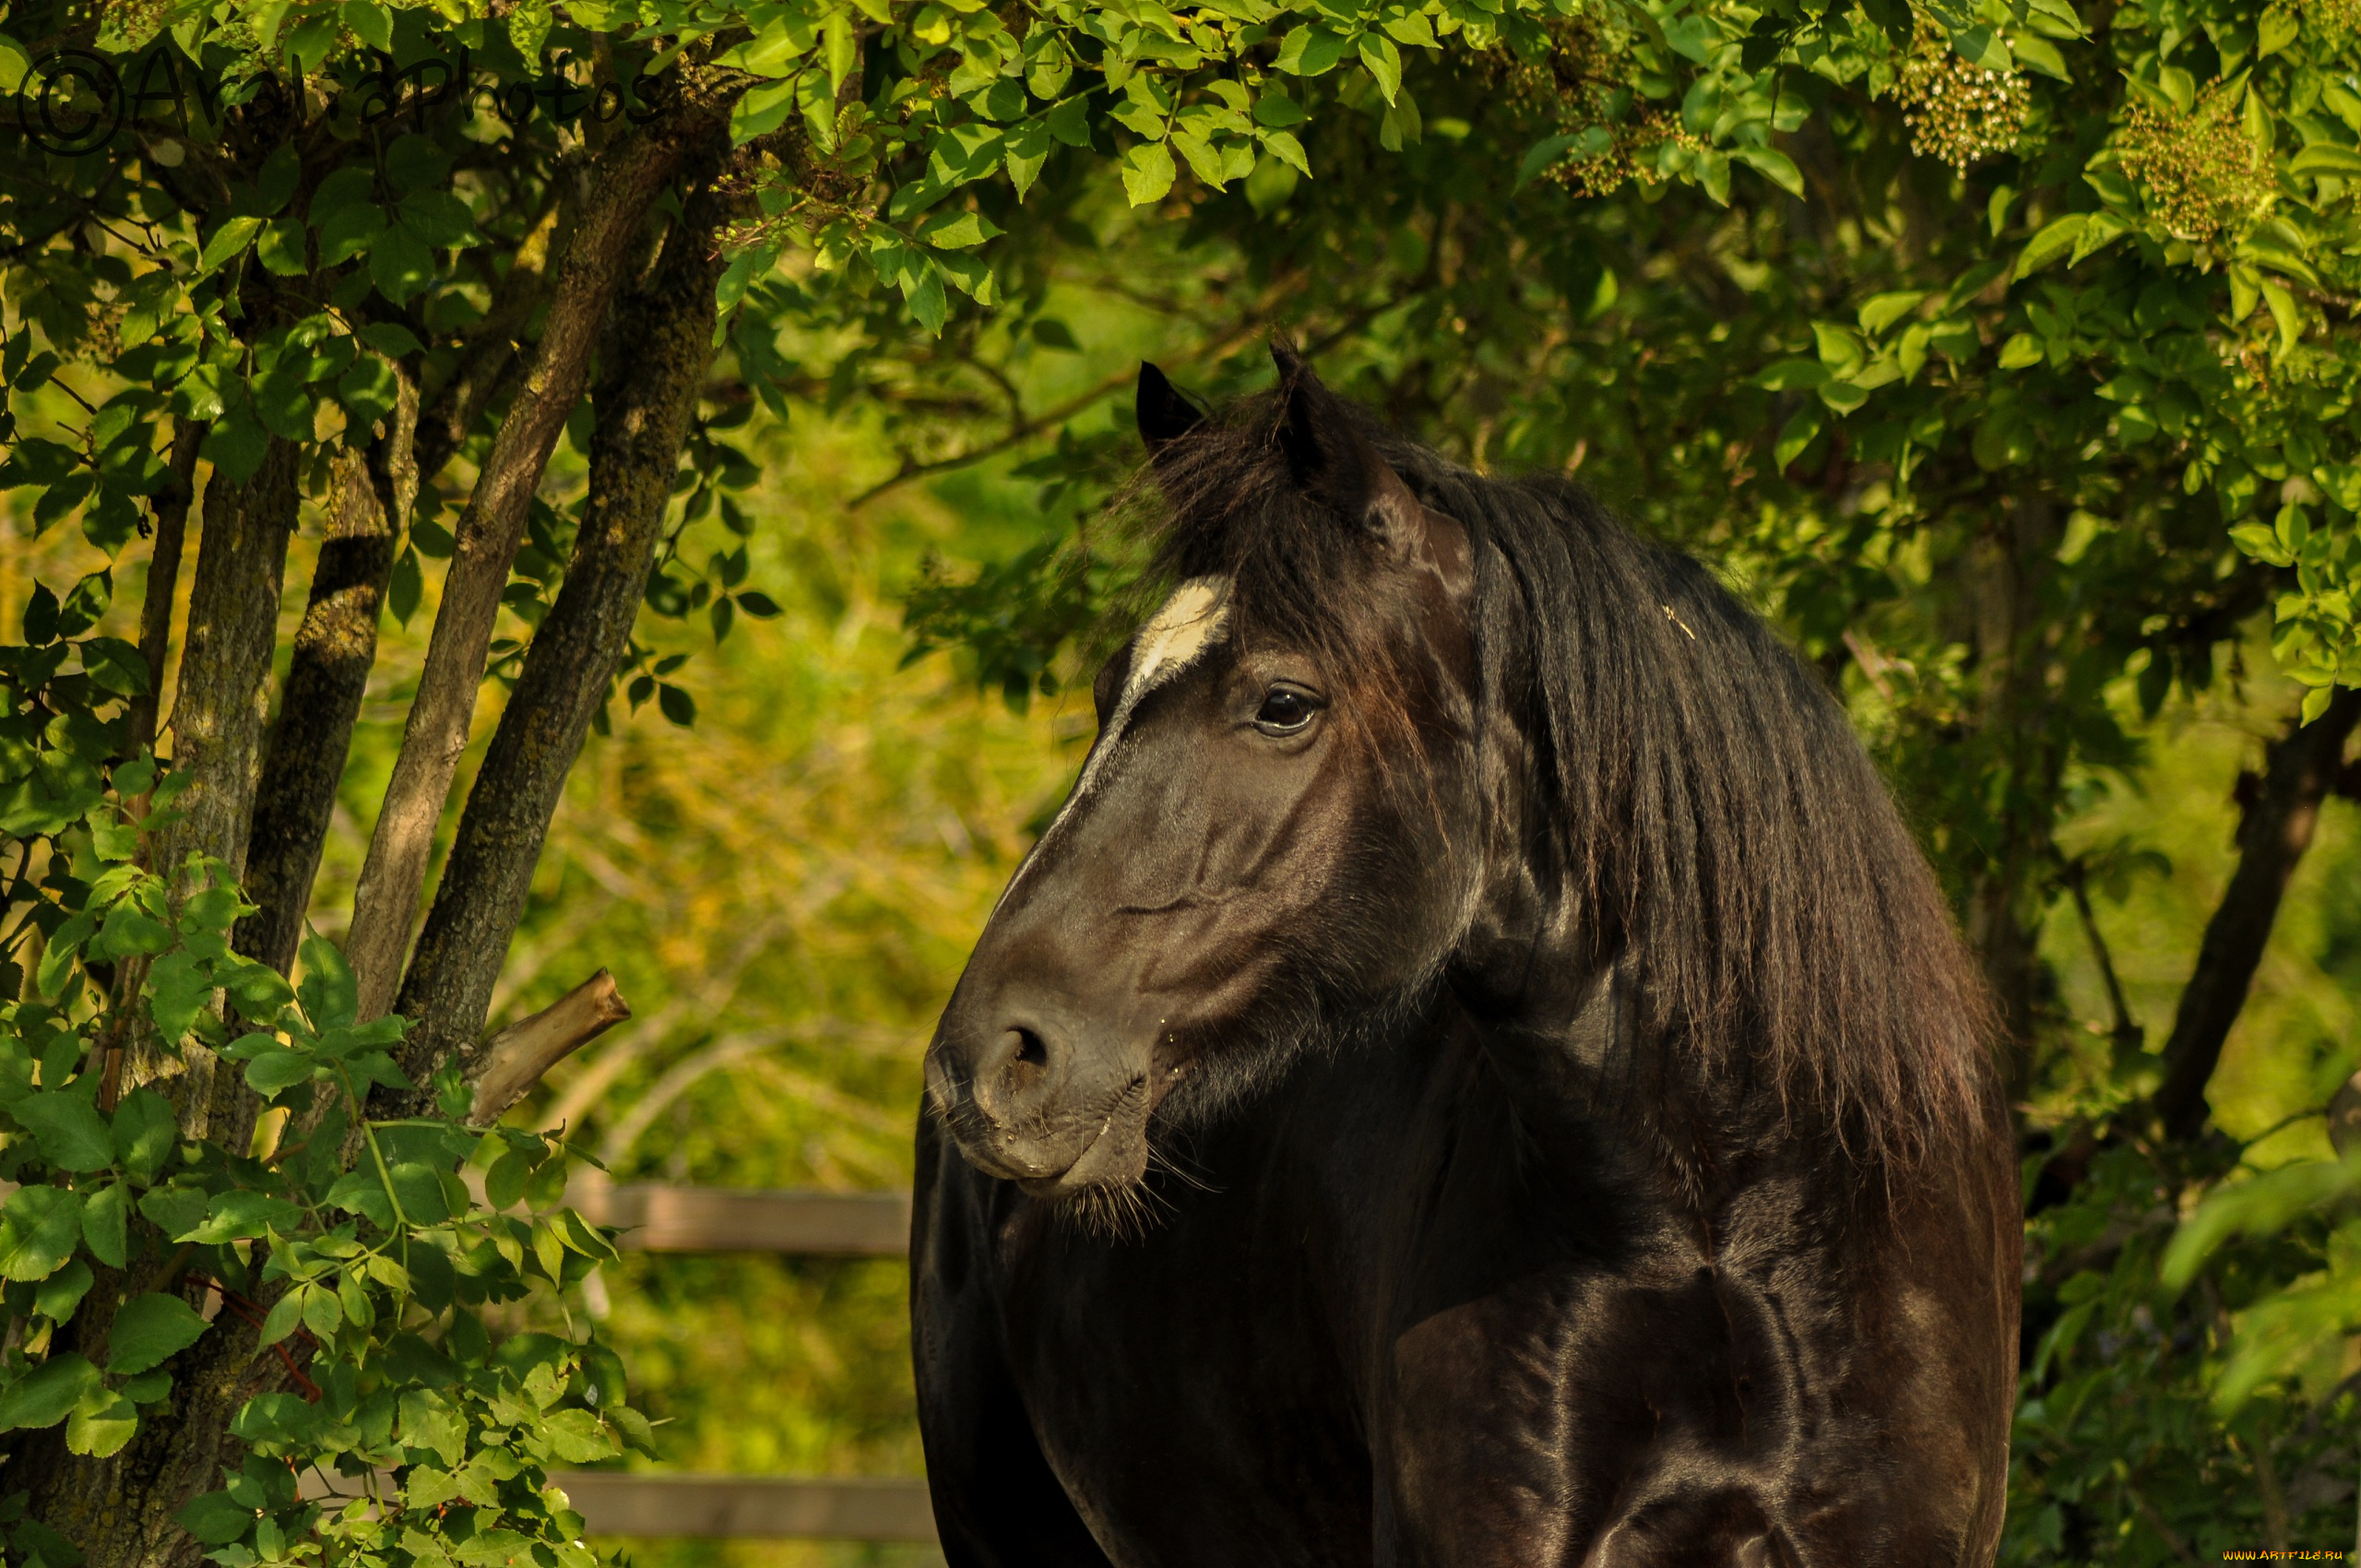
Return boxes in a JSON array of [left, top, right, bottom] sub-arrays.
[[1253, 686, 1318, 736]]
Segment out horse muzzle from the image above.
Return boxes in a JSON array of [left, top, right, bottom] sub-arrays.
[[925, 1000, 1155, 1194]]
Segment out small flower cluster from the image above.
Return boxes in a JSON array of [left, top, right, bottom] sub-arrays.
[[2117, 85, 2272, 243], [2305, 0, 2361, 42], [1894, 39, 2030, 173], [1493, 18, 1710, 197]]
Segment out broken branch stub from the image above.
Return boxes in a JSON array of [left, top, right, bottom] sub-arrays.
[[467, 969, 633, 1126]]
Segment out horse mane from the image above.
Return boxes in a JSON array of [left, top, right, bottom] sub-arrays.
[[1131, 386, 1997, 1166]]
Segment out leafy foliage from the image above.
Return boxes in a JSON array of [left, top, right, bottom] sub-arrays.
[[0, 690, 648, 1564], [9, 0, 2361, 1555]]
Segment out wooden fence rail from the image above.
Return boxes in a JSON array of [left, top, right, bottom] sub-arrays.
[[301, 1471, 937, 1541], [568, 1181, 912, 1257]]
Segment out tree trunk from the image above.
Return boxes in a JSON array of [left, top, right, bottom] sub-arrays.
[[1962, 493, 2062, 1099], [2153, 686, 2361, 1141], [341, 97, 724, 1021], [236, 374, 418, 977], [15, 442, 303, 1567], [385, 192, 727, 1111], [149, 443, 302, 896]]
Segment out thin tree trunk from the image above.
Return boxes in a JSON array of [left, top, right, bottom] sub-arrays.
[[2153, 686, 2361, 1141], [150, 443, 302, 897], [235, 373, 418, 976], [413, 201, 563, 485], [1963, 493, 2062, 1099], [341, 102, 720, 1020], [14, 441, 303, 1567], [384, 193, 727, 1111], [126, 422, 206, 756]]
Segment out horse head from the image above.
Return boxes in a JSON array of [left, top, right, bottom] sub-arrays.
[[923, 342, 1491, 1201]]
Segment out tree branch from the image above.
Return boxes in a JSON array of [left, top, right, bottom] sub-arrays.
[[236, 370, 418, 977], [2153, 686, 2361, 1141], [381, 185, 730, 1112], [467, 968, 633, 1125], [411, 198, 564, 485], [845, 318, 1275, 509], [340, 90, 728, 1021]]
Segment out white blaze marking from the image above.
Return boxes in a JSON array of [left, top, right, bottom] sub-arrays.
[[995, 576, 1230, 908]]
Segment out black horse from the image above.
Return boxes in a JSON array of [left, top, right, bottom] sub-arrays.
[[912, 344, 2020, 1567]]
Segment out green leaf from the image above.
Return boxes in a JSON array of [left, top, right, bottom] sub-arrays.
[[825, 7, 858, 93], [201, 408, 270, 488], [1252, 89, 1306, 127], [108, 1292, 208, 1375], [0, 1355, 99, 1431], [399, 1387, 468, 1466], [2013, 214, 2087, 279], [1753, 358, 1831, 390], [1358, 33, 1403, 103], [918, 209, 1005, 249], [1948, 25, 2011, 69], [1003, 118, 1052, 199], [315, 202, 388, 268], [2290, 142, 2361, 176], [136, 1184, 209, 1241], [297, 934, 359, 1031], [346, 0, 394, 51], [2165, 1155, 2361, 1287], [14, 1093, 117, 1172], [1274, 24, 1352, 76], [35, 911, 95, 999], [145, 948, 216, 1041], [2260, 278, 2303, 355], [1858, 291, 1927, 334], [2011, 33, 2069, 80], [65, 1386, 137, 1457], [540, 1408, 622, 1463], [243, 1048, 319, 1099], [389, 1162, 452, 1224], [182, 1190, 304, 1244], [199, 217, 264, 276], [255, 218, 308, 277], [80, 1182, 127, 1269], [0, 1187, 86, 1282], [389, 545, 424, 627], [176, 1492, 258, 1548], [2259, 4, 2299, 54], [1515, 133, 1579, 191], [1998, 332, 2045, 369], [301, 1280, 342, 1341], [1730, 146, 1803, 198], [1046, 94, 1092, 148], [258, 1289, 304, 1347], [370, 225, 435, 306], [731, 77, 801, 144], [34, 1259, 93, 1324], [1262, 130, 1311, 179], [1121, 141, 1179, 207]]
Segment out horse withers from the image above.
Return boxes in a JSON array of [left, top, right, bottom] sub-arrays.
[[912, 343, 2020, 1567]]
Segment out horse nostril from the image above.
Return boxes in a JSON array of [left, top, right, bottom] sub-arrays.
[[971, 1024, 1060, 1121]]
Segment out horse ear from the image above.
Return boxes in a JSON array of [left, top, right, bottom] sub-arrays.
[[1137, 362, 1204, 457], [1271, 343, 1470, 597]]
